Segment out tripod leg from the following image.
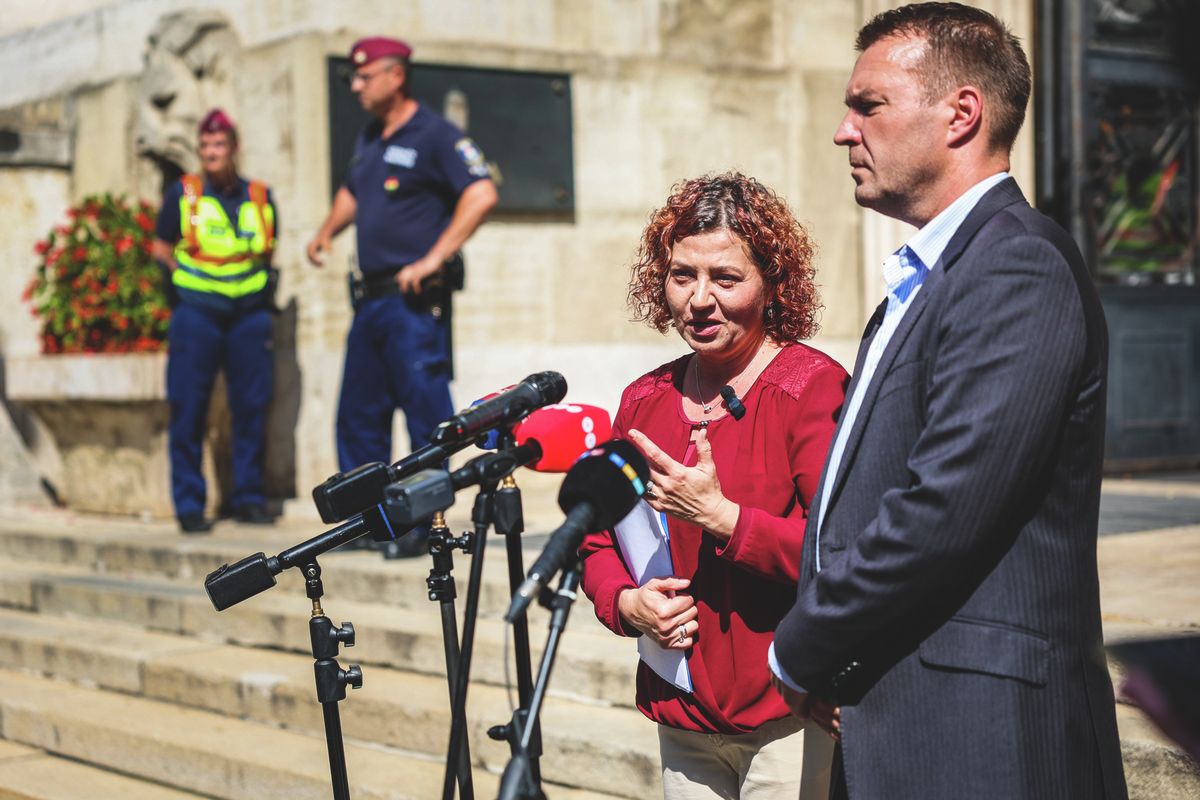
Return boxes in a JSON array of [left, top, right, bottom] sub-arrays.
[[439, 597, 475, 798], [428, 516, 475, 800], [322, 701, 352, 800], [442, 504, 492, 800], [497, 485, 542, 782], [498, 564, 583, 800]]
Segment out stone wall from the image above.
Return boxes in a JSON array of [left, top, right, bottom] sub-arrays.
[[0, 103, 73, 503], [0, 0, 1036, 519]]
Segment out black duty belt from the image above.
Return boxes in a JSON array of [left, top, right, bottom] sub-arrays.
[[348, 253, 464, 320], [354, 271, 404, 301]]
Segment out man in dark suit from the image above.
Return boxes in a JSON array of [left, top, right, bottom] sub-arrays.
[[769, 4, 1129, 798]]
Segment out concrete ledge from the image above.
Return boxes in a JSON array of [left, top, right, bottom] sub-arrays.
[[0, 561, 640, 708], [6, 354, 165, 402], [0, 745, 204, 799], [0, 608, 660, 798], [1122, 738, 1200, 800], [0, 517, 616, 634], [0, 669, 620, 800], [1103, 479, 1200, 500], [3, 355, 225, 518]]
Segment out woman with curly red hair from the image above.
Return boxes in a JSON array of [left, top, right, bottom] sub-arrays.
[[580, 173, 847, 799]]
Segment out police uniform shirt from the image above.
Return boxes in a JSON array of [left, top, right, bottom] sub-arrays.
[[344, 103, 490, 274], [156, 178, 278, 313]]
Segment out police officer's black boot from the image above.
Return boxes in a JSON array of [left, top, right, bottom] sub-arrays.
[[234, 504, 276, 525], [179, 515, 215, 534]]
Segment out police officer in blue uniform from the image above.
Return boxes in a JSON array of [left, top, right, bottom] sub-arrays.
[[307, 37, 498, 557], [154, 109, 278, 533]]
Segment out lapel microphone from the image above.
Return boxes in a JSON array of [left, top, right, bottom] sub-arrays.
[[719, 386, 746, 420]]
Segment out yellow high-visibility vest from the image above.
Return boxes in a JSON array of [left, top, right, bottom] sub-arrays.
[[173, 174, 275, 298]]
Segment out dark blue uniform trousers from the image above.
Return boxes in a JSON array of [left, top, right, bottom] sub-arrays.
[[167, 302, 273, 519], [336, 295, 453, 472]]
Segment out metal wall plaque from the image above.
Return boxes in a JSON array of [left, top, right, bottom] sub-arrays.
[[327, 59, 575, 216]]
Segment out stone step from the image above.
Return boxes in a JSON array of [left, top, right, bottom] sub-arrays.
[[0, 741, 207, 800], [0, 669, 625, 800], [0, 514, 595, 628], [4, 515, 1199, 798], [0, 518, 1175, 717], [0, 560, 640, 708], [1116, 705, 1200, 800], [0, 607, 661, 798]]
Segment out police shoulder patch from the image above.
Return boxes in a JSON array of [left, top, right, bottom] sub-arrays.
[[454, 137, 491, 177], [455, 137, 483, 165]]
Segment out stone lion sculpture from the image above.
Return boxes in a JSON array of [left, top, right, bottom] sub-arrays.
[[135, 10, 238, 193]]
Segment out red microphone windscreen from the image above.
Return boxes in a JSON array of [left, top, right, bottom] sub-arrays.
[[513, 403, 613, 473]]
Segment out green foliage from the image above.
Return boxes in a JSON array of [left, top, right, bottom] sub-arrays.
[[24, 194, 171, 354]]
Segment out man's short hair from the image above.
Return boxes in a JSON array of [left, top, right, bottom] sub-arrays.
[[376, 56, 411, 95], [857, 2, 1031, 153]]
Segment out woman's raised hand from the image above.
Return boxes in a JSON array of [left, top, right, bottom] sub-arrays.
[[627, 427, 739, 540]]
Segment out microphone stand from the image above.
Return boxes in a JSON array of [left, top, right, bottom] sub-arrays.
[[303, 559, 362, 800], [206, 512, 412, 800], [436, 426, 543, 800], [497, 557, 584, 800], [441, 473, 497, 800], [425, 510, 476, 800], [485, 470, 542, 785]]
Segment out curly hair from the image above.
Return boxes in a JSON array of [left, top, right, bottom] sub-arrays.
[[628, 172, 820, 342]]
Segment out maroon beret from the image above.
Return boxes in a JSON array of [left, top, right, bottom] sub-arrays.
[[349, 37, 413, 67], [198, 108, 236, 136]]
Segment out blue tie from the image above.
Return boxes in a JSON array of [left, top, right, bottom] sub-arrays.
[[885, 245, 928, 306]]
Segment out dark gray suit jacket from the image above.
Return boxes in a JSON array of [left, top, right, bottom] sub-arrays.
[[774, 179, 1128, 799]]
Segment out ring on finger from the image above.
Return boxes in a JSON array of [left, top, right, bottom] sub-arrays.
[[676, 624, 687, 645], [644, 482, 657, 500]]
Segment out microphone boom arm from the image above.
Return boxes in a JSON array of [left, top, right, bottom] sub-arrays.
[[205, 505, 400, 611]]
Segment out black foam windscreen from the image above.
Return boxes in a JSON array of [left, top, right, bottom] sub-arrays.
[[555, 438, 649, 530], [719, 385, 747, 420], [432, 370, 567, 445]]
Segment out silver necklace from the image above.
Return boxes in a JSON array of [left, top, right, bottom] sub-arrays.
[[693, 357, 747, 415], [693, 359, 716, 414], [693, 342, 767, 416]]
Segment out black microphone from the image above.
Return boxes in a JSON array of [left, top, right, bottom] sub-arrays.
[[505, 439, 649, 621], [311, 373, 566, 522], [383, 442, 544, 527], [719, 385, 746, 420], [205, 503, 403, 610], [430, 371, 567, 446], [311, 441, 465, 523]]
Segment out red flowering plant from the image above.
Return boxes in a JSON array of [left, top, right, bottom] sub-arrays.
[[24, 194, 170, 354]]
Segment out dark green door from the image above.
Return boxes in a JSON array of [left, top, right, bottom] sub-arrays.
[[1037, 0, 1200, 471]]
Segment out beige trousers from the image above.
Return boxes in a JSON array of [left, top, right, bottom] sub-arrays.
[[657, 716, 833, 800]]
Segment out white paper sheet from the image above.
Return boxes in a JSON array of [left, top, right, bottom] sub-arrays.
[[612, 500, 693, 692]]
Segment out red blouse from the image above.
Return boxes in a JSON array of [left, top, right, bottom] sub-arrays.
[[580, 343, 848, 734]]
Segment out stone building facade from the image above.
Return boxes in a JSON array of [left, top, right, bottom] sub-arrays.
[[0, 0, 1035, 519]]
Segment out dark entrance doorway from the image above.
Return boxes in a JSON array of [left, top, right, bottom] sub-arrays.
[[1037, 0, 1200, 471]]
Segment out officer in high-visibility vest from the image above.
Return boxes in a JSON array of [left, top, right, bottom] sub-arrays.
[[153, 108, 277, 533]]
